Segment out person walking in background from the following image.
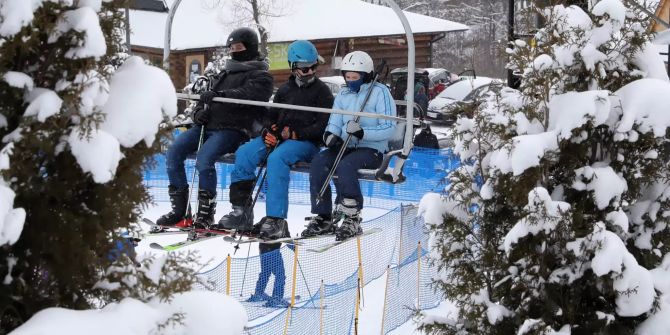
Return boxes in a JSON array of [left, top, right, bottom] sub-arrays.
[[414, 82, 429, 115], [156, 27, 273, 230], [302, 51, 396, 241], [217, 40, 334, 241]]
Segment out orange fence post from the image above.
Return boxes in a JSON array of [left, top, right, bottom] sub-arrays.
[[283, 244, 299, 335], [380, 265, 391, 335], [226, 254, 231, 296]]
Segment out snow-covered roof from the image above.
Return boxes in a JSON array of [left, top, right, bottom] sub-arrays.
[[129, 0, 469, 51]]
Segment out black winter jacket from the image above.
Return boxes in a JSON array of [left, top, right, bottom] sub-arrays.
[[271, 76, 334, 144], [201, 60, 274, 135]]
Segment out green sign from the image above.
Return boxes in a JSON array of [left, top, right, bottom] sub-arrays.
[[268, 42, 290, 70]]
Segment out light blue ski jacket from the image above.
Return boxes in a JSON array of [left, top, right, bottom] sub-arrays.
[[326, 82, 397, 153]]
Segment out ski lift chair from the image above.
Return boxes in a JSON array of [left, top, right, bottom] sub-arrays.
[[167, 0, 421, 185], [190, 100, 424, 184]]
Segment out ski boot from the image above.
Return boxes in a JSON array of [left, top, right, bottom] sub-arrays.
[[246, 292, 271, 303], [300, 214, 335, 237], [193, 189, 216, 230], [154, 186, 191, 232], [217, 205, 254, 232], [334, 198, 362, 241], [217, 180, 255, 232], [258, 216, 290, 241]]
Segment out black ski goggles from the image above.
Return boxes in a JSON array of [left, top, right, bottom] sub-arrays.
[[292, 63, 318, 73]]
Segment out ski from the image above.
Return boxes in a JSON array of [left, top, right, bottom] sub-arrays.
[[306, 228, 382, 253], [142, 218, 236, 236], [222, 235, 305, 245], [148, 234, 220, 251]]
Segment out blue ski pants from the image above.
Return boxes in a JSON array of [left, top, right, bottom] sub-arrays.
[[255, 245, 286, 300], [166, 125, 245, 194], [231, 137, 319, 219], [310, 147, 383, 215]]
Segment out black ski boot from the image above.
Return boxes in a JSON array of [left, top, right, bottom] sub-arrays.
[[217, 205, 254, 231], [334, 198, 362, 241], [300, 215, 334, 237], [193, 189, 216, 230], [258, 216, 290, 240], [217, 180, 254, 231], [156, 185, 191, 227]]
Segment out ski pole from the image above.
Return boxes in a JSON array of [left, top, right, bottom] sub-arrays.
[[239, 241, 253, 297], [186, 122, 206, 241], [232, 141, 275, 253], [316, 60, 387, 204], [297, 257, 317, 308], [184, 76, 210, 240]]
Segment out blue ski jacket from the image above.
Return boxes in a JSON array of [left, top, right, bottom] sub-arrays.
[[326, 82, 397, 153]]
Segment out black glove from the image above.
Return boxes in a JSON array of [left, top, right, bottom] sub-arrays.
[[346, 120, 364, 140], [323, 131, 343, 150], [193, 106, 211, 125], [199, 90, 221, 105]]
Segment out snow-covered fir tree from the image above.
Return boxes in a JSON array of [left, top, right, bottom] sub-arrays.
[[421, 0, 670, 334], [0, 1, 200, 331]]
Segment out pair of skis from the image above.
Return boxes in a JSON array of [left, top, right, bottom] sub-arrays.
[[221, 227, 382, 253], [143, 218, 382, 253], [143, 218, 259, 251]]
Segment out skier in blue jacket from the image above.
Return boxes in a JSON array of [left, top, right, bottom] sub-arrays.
[[302, 51, 396, 241], [217, 40, 334, 240]]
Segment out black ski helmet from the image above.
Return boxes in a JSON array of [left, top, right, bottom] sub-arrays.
[[226, 27, 259, 51]]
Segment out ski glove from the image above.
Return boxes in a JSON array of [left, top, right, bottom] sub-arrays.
[[264, 130, 279, 148], [345, 120, 364, 140], [193, 106, 211, 125], [199, 90, 222, 105], [280, 126, 298, 140], [323, 131, 343, 150]]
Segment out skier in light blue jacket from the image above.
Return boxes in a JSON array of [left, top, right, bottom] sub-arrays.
[[302, 51, 397, 241]]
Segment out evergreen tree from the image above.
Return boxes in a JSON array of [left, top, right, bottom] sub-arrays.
[[0, 1, 199, 331], [422, 1, 670, 334]]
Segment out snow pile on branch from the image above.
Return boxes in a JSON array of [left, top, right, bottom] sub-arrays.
[[503, 188, 570, 253], [0, 0, 41, 37], [570, 222, 655, 317], [69, 56, 176, 183], [610, 78, 670, 137], [10, 291, 247, 335], [3, 71, 34, 90], [101, 56, 177, 147], [49, 6, 106, 59], [0, 144, 24, 246]]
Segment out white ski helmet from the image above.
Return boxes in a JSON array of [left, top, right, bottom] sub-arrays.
[[341, 51, 374, 74]]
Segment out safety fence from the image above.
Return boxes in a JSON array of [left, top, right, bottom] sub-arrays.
[[143, 147, 459, 210], [142, 147, 457, 334], [191, 204, 442, 334]]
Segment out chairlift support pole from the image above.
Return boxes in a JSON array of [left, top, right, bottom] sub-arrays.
[[384, 0, 415, 182], [163, 0, 183, 70]]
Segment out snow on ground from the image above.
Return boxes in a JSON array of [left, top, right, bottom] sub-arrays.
[[14, 199, 434, 334]]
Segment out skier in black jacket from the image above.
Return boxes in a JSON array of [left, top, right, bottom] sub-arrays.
[[218, 40, 334, 239], [157, 27, 274, 230]]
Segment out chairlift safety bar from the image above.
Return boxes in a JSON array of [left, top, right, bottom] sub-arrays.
[[176, 93, 421, 125]]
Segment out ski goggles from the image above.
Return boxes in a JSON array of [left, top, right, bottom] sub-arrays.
[[292, 62, 318, 73]]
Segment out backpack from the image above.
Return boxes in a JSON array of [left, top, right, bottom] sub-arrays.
[[413, 125, 439, 149]]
